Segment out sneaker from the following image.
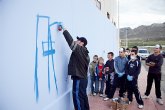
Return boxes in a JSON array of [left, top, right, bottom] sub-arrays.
[[128, 101, 132, 104], [93, 93, 97, 96], [104, 97, 110, 101], [138, 105, 144, 109], [103, 94, 107, 98], [142, 95, 149, 99], [100, 94, 103, 97], [157, 98, 164, 105]]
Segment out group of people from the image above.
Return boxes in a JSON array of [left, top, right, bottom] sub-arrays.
[[89, 45, 164, 109], [59, 25, 163, 110]]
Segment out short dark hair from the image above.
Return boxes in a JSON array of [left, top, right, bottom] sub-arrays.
[[159, 44, 162, 49], [108, 52, 114, 56], [93, 55, 98, 58], [126, 48, 130, 51], [131, 50, 138, 55], [132, 46, 138, 51]]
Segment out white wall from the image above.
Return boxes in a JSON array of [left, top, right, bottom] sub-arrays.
[[0, 0, 119, 110]]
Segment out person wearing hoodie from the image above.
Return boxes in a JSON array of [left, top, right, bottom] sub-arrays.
[[59, 24, 90, 110], [126, 50, 144, 109], [127, 46, 141, 61]]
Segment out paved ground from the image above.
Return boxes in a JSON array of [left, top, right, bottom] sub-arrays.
[[88, 59, 165, 110]]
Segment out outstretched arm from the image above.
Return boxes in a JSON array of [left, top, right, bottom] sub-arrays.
[[59, 24, 78, 51]]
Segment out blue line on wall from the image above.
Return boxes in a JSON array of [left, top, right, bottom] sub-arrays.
[[43, 49, 55, 56], [34, 15, 60, 102], [48, 24, 58, 95], [49, 22, 60, 27], [34, 15, 40, 102], [47, 17, 51, 92], [42, 42, 55, 56], [37, 15, 50, 19]]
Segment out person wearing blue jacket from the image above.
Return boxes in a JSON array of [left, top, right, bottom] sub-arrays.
[[126, 50, 144, 109], [107, 48, 128, 99]]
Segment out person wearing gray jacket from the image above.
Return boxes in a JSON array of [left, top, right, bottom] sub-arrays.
[[107, 47, 128, 99]]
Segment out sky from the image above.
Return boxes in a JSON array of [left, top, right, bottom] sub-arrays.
[[119, 0, 165, 28]]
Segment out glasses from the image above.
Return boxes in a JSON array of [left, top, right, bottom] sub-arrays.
[[131, 54, 135, 55], [119, 52, 123, 53]]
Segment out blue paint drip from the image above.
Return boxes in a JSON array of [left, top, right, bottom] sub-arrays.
[[47, 17, 51, 93], [48, 25, 58, 94], [42, 41, 44, 55], [34, 15, 40, 102], [34, 48, 39, 102]]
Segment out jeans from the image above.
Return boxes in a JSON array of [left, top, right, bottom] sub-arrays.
[[90, 75, 95, 94], [72, 78, 89, 110], [95, 78, 105, 94]]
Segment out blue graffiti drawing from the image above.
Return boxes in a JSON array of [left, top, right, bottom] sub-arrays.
[[34, 15, 60, 102]]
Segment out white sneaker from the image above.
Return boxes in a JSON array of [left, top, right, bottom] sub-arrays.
[[142, 95, 149, 99], [157, 98, 164, 105], [93, 93, 97, 96], [103, 95, 107, 98], [138, 105, 144, 109], [104, 97, 110, 101], [128, 101, 132, 104], [100, 94, 103, 97]]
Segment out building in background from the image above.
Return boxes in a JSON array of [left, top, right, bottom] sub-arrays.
[[92, 0, 119, 27]]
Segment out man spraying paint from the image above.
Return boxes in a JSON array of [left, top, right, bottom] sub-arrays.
[[58, 24, 90, 110]]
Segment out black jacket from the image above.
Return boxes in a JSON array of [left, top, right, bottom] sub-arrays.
[[146, 54, 163, 74], [63, 30, 90, 79], [126, 59, 141, 79], [104, 59, 115, 74]]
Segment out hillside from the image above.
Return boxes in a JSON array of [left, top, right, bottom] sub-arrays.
[[120, 22, 165, 40]]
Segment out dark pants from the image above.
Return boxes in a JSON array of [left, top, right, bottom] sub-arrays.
[[127, 79, 144, 105], [145, 73, 162, 98], [90, 76, 95, 94], [108, 74, 127, 98], [105, 74, 110, 95], [72, 78, 89, 110], [105, 74, 112, 96]]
